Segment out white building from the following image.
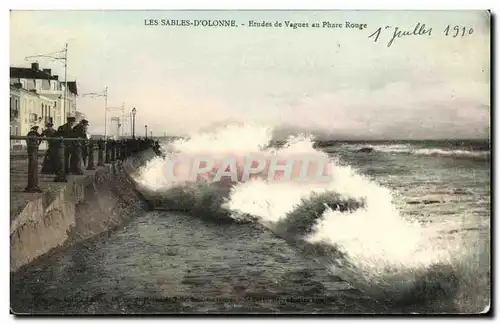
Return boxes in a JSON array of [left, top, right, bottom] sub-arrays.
[[10, 62, 78, 129], [10, 84, 56, 150]]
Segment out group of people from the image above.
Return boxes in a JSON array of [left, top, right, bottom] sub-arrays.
[[26, 116, 90, 175]]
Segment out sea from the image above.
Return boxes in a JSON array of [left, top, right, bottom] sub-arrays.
[[11, 124, 491, 315]]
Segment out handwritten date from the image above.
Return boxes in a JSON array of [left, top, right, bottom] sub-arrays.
[[444, 25, 474, 37], [368, 23, 475, 47]]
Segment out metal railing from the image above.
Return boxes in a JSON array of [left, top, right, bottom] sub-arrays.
[[10, 136, 160, 193]]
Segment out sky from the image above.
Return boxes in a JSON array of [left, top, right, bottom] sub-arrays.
[[10, 10, 490, 139]]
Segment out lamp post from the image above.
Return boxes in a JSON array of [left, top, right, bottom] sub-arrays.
[[129, 112, 133, 136], [145, 125, 148, 139], [150, 130, 153, 138], [82, 86, 108, 138], [25, 43, 69, 123], [131, 107, 136, 139]]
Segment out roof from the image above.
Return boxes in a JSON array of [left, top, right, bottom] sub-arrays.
[[64, 81, 78, 95], [9, 86, 40, 97], [10, 67, 58, 80], [10, 85, 21, 94]]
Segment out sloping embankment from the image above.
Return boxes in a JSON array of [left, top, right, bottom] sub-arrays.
[[121, 148, 160, 203], [10, 149, 158, 273]]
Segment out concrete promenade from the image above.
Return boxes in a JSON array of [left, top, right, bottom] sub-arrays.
[[9, 148, 137, 272], [10, 151, 101, 228], [9, 139, 161, 272]]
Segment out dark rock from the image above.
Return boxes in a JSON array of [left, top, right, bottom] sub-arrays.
[[357, 147, 374, 153]]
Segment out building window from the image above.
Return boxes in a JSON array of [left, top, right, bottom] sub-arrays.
[[10, 96, 19, 120], [11, 109, 19, 120]]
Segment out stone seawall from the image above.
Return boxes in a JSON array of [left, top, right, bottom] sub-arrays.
[[10, 149, 158, 273], [122, 148, 160, 203]]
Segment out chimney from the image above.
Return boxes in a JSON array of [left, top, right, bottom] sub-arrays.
[[42, 68, 51, 75], [31, 62, 39, 71]]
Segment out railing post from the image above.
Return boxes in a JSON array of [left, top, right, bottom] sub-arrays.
[[72, 140, 84, 175], [122, 141, 127, 160], [54, 137, 67, 182], [64, 140, 71, 174], [116, 140, 120, 161], [81, 139, 88, 168], [86, 139, 95, 170], [41, 138, 55, 175], [110, 140, 116, 162], [118, 141, 123, 160], [97, 139, 105, 167], [120, 140, 124, 160], [25, 136, 42, 193], [116, 141, 122, 160], [105, 139, 111, 163]]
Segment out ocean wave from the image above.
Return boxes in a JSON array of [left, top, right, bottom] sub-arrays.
[[412, 148, 489, 158], [350, 144, 489, 159], [134, 123, 488, 310]]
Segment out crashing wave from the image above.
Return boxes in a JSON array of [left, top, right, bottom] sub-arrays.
[[133, 123, 488, 310]]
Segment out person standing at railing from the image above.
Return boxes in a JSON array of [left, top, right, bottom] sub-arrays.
[[79, 120, 90, 167], [26, 126, 42, 146], [70, 119, 89, 174], [57, 116, 76, 174], [40, 122, 57, 174], [24, 126, 43, 192]]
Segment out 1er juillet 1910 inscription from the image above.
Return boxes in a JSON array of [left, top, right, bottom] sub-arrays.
[[369, 22, 475, 47]]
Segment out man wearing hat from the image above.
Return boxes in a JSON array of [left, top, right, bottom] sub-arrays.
[[57, 116, 77, 174], [27, 125, 40, 135], [26, 126, 42, 146], [41, 122, 57, 174], [70, 119, 89, 174]]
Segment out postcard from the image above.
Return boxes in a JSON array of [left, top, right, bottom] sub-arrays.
[[9, 10, 491, 315]]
